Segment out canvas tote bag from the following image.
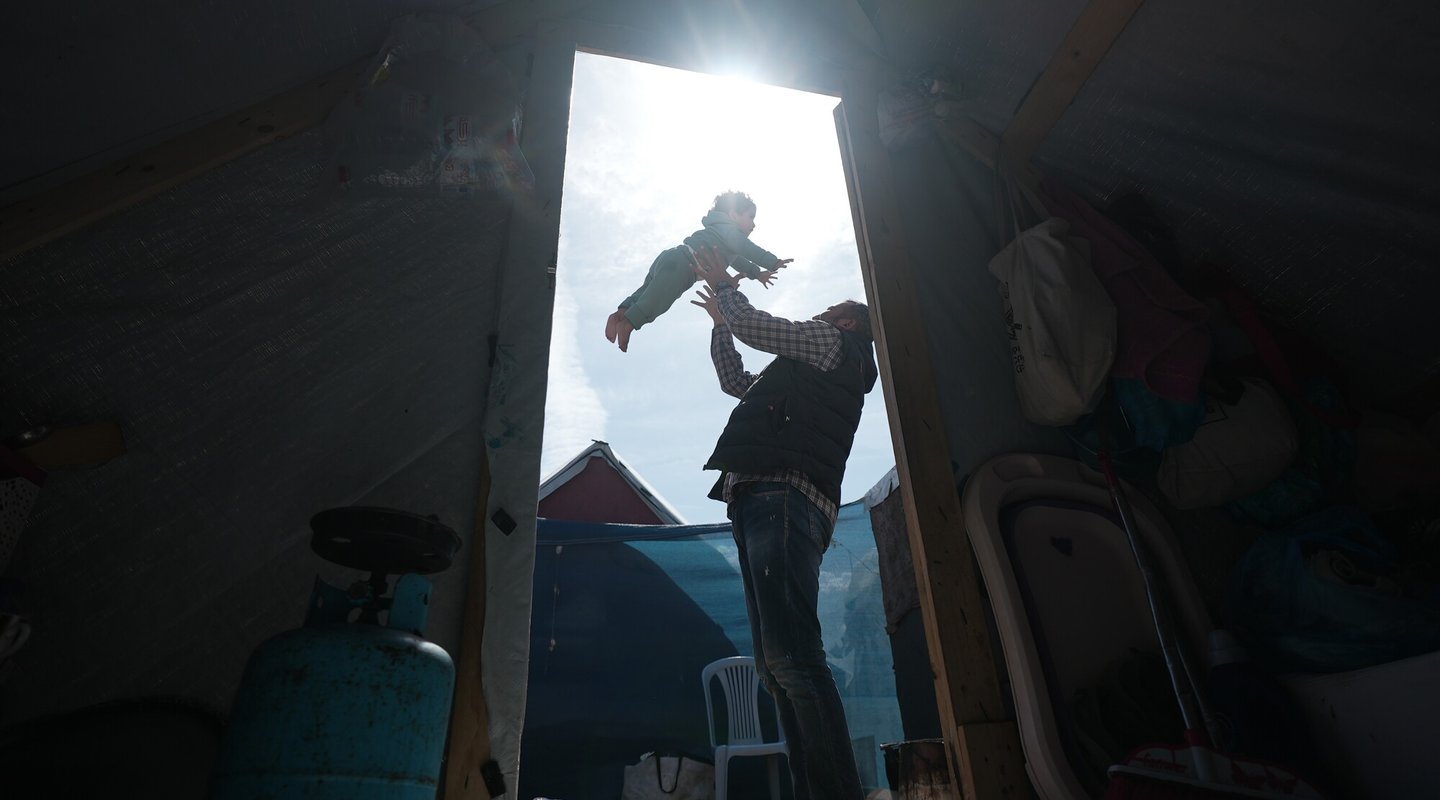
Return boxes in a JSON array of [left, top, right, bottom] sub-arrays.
[[988, 161, 1116, 426], [620, 751, 715, 800]]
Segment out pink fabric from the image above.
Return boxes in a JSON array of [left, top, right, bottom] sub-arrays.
[[1042, 181, 1211, 401]]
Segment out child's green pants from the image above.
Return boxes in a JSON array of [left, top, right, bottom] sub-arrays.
[[619, 246, 699, 329]]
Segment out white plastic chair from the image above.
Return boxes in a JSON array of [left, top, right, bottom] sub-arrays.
[[701, 656, 788, 800]]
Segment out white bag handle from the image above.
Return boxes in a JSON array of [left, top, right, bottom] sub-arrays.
[[993, 152, 1051, 246]]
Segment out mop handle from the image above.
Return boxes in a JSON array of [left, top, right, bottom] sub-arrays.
[[1098, 453, 1214, 746]]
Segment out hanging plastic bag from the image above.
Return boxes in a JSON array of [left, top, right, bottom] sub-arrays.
[[1042, 183, 1210, 402], [620, 751, 715, 800], [1228, 506, 1440, 673], [988, 161, 1116, 426]]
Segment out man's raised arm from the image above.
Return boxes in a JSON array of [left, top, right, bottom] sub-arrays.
[[691, 285, 755, 398], [692, 246, 842, 370]]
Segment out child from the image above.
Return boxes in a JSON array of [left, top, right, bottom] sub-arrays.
[[605, 191, 792, 351]]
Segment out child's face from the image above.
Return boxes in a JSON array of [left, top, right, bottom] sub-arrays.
[[728, 208, 757, 235]]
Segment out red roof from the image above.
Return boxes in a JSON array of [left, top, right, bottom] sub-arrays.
[[537, 441, 685, 525]]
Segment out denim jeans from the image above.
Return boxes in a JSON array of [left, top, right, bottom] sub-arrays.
[[729, 481, 863, 800]]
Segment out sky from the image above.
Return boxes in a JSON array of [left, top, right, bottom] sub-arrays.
[[540, 52, 895, 524]]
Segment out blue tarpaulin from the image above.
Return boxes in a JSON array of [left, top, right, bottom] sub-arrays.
[[519, 501, 903, 799]]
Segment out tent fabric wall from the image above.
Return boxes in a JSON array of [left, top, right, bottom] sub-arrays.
[[5, 9, 556, 787], [0, 126, 518, 728], [3, 1, 477, 199], [912, 0, 1440, 402], [870, 0, 1439, 473], [6, 6, 1435, 451], [881, 126, 1073, 474]]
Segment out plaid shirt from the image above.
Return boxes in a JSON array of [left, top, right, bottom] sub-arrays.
[[708, 282, 844, 526]]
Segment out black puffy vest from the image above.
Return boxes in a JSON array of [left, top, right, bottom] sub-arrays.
[[705, 331, 878, 506]]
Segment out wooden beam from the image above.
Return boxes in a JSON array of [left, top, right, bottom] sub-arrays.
[[0, 59, 369, 261], [444, 451, 495, 800], [836, 70, 1026, 799], [956, 720, 1027, 798], [1001, 0, 1146, 163]]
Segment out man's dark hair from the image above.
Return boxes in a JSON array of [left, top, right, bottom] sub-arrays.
[[710, 191, 756, 216], [841, 300, 871, 340]]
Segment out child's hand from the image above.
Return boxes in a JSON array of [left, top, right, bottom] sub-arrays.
[[755, 269, 780, 288]]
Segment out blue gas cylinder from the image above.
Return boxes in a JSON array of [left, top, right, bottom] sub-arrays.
[[211, 508, 462, 799]]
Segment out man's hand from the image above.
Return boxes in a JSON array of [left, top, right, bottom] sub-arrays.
[[774, 258, 794, 269], [691, 246, 735, 290], [690, 285, 727, 327]]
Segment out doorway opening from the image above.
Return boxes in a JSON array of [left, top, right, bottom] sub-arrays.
[[524, 51, 906, 800], [540, 51, 893, 524]]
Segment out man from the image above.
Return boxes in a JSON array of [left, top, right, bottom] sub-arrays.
[[689, 246, 877, 800]]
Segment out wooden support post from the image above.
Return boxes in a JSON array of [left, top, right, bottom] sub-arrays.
[[0, 59, 369, 260], [836, 71, 1026, 799], [444, 453, 495, 800], [1001, 0, 1147, 163]]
